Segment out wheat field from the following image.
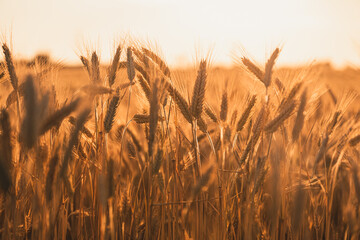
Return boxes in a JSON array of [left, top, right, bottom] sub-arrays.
[[0, 43, 359, 240]]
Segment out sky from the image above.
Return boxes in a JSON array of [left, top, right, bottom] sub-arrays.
[[1, 0, 360, 67]]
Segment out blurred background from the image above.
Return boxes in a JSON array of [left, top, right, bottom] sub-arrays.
[[1, 0, 360, 68]]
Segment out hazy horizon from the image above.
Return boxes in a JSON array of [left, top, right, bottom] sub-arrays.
[[1, 0, 360, 68]]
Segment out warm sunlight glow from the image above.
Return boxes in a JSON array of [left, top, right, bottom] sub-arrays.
[[1, 0, 360, 66], [1, 1, 360, 239]]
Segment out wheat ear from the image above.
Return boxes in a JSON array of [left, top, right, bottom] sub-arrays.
[[2, 44, 18, 91], [190, 60, 207, 119], [263, 48, 280, 87], [108, 45, 121, 87], [237, 95, 257, 132], [220, 91, 228, 122], [91, 51, 100, 85], [104, 92, 120, 133], [292, 89, 307, 141]]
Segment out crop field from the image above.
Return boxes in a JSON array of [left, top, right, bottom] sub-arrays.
[[0, 43, 359, 240]]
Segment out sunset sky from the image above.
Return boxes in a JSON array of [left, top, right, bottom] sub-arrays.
[[1, 0, 360, 67]]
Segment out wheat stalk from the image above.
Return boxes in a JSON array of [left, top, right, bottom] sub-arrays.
[[220, 91, 228, 122], [133, 114, 150, 124], [349, 135, 360, 147], [242, 57, 264, 82], [80, 55, 91, 78], [39, 98, 80, 135], [148, 79, 160, 157], [137, 74, 152, 103], [204, 104, 218, 123], [104, 93, 120, 133], [265, 100, 296, 133], [151, 149, 163, 174], [2, 44, 18, 91], [59, 108, 91, 178], [127, 47, 135, 83], [166, 82, 192, 123], [108, 45, 121, 87], [45, 148, 59, 202], [134, 61, 150, 83], [142, 47, 171, 77], [190, 60, 207, 119], [91, 51, 100, 85], [21, 75, 38, 149], [236, 95, 256, 132], [263, 48, 279, 87], [292, 89, 307, 141]]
